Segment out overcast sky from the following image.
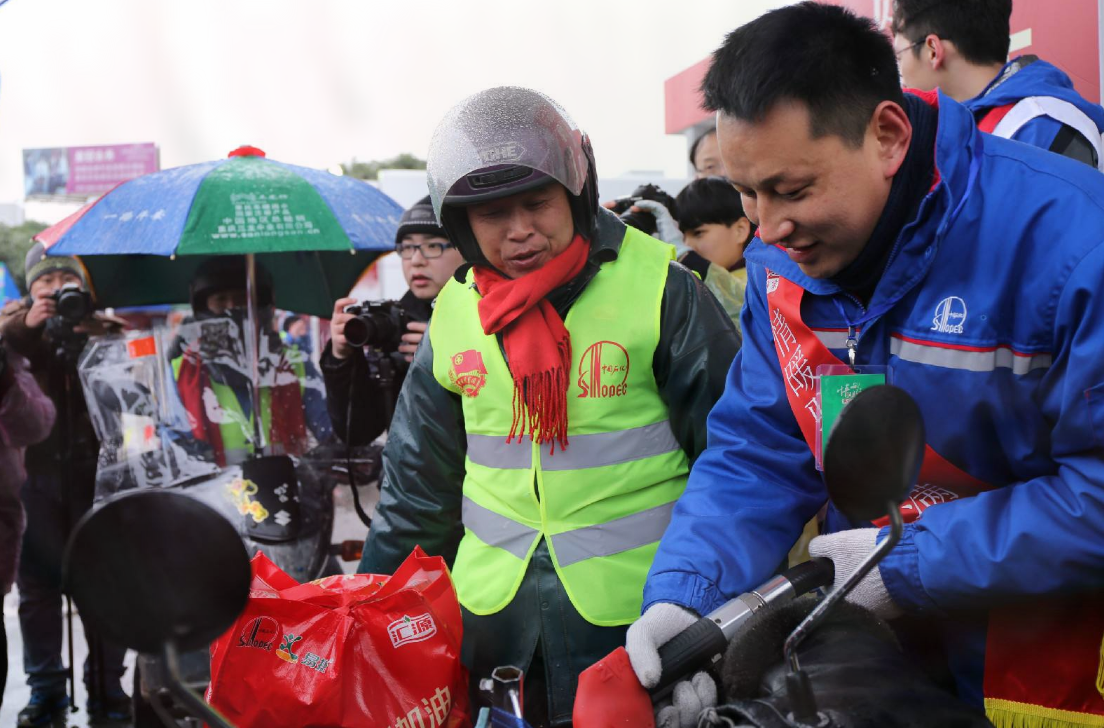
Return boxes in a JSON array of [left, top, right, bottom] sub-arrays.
[[0, 0, 786, 208]]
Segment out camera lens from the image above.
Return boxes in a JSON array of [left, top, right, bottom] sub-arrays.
[[343, 317, 373, 348], [56, 288, 90, 322], [340, 302, 408, 351]]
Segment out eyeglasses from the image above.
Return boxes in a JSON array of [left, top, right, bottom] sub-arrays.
[[395, 242, 454, 259], [895, 39, 926, 58]]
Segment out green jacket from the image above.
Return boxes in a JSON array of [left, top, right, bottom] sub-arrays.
[[358, 209, 738, 723]]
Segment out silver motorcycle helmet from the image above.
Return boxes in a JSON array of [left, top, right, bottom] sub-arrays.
[[426, 86, 600, 268]]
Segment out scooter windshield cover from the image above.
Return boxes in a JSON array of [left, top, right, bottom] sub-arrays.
[[427, 86, 589, 220]]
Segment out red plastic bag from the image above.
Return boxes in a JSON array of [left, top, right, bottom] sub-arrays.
[[207, 547, 471, 728]]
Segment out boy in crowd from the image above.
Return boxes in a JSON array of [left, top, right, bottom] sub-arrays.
[[893, 0, 1104, 168]]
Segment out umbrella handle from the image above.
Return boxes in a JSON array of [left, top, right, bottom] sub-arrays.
[[245, 253, 266, 453]]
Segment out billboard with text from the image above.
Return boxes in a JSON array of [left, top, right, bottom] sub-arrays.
[[23, 143, 159, 199]]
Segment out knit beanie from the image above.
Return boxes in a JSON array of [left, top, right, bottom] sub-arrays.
[[24, 241, 86, 289], [395, 195, 447, 245]]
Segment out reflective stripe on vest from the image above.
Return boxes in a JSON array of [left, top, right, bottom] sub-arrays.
[[461, 496, 676, 568], [990, 96, 1104, 172], [466, 420, 680, 471], [432, 227, 689, 626], [550, 500, 675, 567], [461, 496, 538, 560]]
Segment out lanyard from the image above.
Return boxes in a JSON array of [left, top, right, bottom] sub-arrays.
[[830, 297, 894, 368], [823, 133, 982, 368]]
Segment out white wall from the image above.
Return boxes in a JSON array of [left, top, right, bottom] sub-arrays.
[[0, 203, 24, 227]]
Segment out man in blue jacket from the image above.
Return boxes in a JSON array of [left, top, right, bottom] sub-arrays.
[[893, 0, 1104, 169], [627, 4, 1104, 728]]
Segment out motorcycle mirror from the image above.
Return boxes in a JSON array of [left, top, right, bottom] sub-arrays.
[[823, 384, 925, 522], [781, 385, 925, 726], [63, 489, 251, 655]]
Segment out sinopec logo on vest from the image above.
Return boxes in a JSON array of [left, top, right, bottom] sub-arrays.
[[931, 296, 967, 335], [577, 341, 630, 398]]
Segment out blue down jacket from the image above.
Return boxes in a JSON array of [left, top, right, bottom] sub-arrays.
[[965, 56, 1104, 156], [643, 92, 1104, 705]]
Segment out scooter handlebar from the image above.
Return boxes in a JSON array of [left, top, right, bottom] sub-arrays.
[[652, 616, 729, 700], [778, 557, 835, 598], [650, 558, 835, 702]]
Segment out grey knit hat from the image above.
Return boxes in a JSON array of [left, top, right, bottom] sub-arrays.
[[24, 241, 86, 289], [394, 195, 447, 245]]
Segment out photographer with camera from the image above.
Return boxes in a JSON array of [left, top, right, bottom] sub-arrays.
[[323, 195, 463, 446], [0, 242, 129, 726]]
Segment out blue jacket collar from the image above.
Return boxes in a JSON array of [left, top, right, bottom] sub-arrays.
[[745, 91, 981, 310], [966, 57, 1104, 129]]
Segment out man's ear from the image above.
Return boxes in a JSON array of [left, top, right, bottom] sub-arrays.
[[870, 101, 913, 179], [926, 34, 948, 71]]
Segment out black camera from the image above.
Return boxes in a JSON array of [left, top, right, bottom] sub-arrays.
[[608, 183, 679, 237], [44, 283, 94, 347], [342, 300, 409, 352], [51, 283, 93, 323]]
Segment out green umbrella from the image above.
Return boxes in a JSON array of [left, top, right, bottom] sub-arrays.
[[36, 146, 403, 316], [36, 146, 404, 446]]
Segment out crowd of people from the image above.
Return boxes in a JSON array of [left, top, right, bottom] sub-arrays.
[[2, 1, 1104, 727]]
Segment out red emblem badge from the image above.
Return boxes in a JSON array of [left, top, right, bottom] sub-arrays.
[[577, 341, 630, 398], [450, 350, 488, 398]]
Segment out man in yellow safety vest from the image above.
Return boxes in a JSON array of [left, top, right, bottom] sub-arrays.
[[356, 87, 738, 726]]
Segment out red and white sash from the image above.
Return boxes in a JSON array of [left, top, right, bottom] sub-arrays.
[[765, 271, 991, 523], [766, 270, 1104, 727]]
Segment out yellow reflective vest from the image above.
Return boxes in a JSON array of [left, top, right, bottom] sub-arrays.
[[430, 228, 690, 626]]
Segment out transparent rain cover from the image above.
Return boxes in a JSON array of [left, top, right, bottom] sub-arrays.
[[78, 319, 384, 580], [427, 86, 588, 221], [79, 318, 334, 497]]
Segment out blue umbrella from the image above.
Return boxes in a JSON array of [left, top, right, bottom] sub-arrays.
[[36, 146, 402, 316], [0, 263, 21, 303]]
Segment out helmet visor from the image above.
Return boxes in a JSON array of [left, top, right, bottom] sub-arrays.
[[427, 86, 588, 221]]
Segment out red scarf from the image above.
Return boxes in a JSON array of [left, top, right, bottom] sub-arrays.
[[473, 235, 589, 453]]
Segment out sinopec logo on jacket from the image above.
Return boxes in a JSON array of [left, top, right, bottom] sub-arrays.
[[449, 350, 487, 398], [931, 296, 967, 334], [577, 341, 630, 398]]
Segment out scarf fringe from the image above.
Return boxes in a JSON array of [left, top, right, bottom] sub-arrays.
[[508, 340, 572, 454]]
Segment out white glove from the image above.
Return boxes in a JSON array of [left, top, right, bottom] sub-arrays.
[[627, 604, 717, 728], [808, 528, 902, 620], [656, 672, 718, 728], [632, 200, 686, 249]]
